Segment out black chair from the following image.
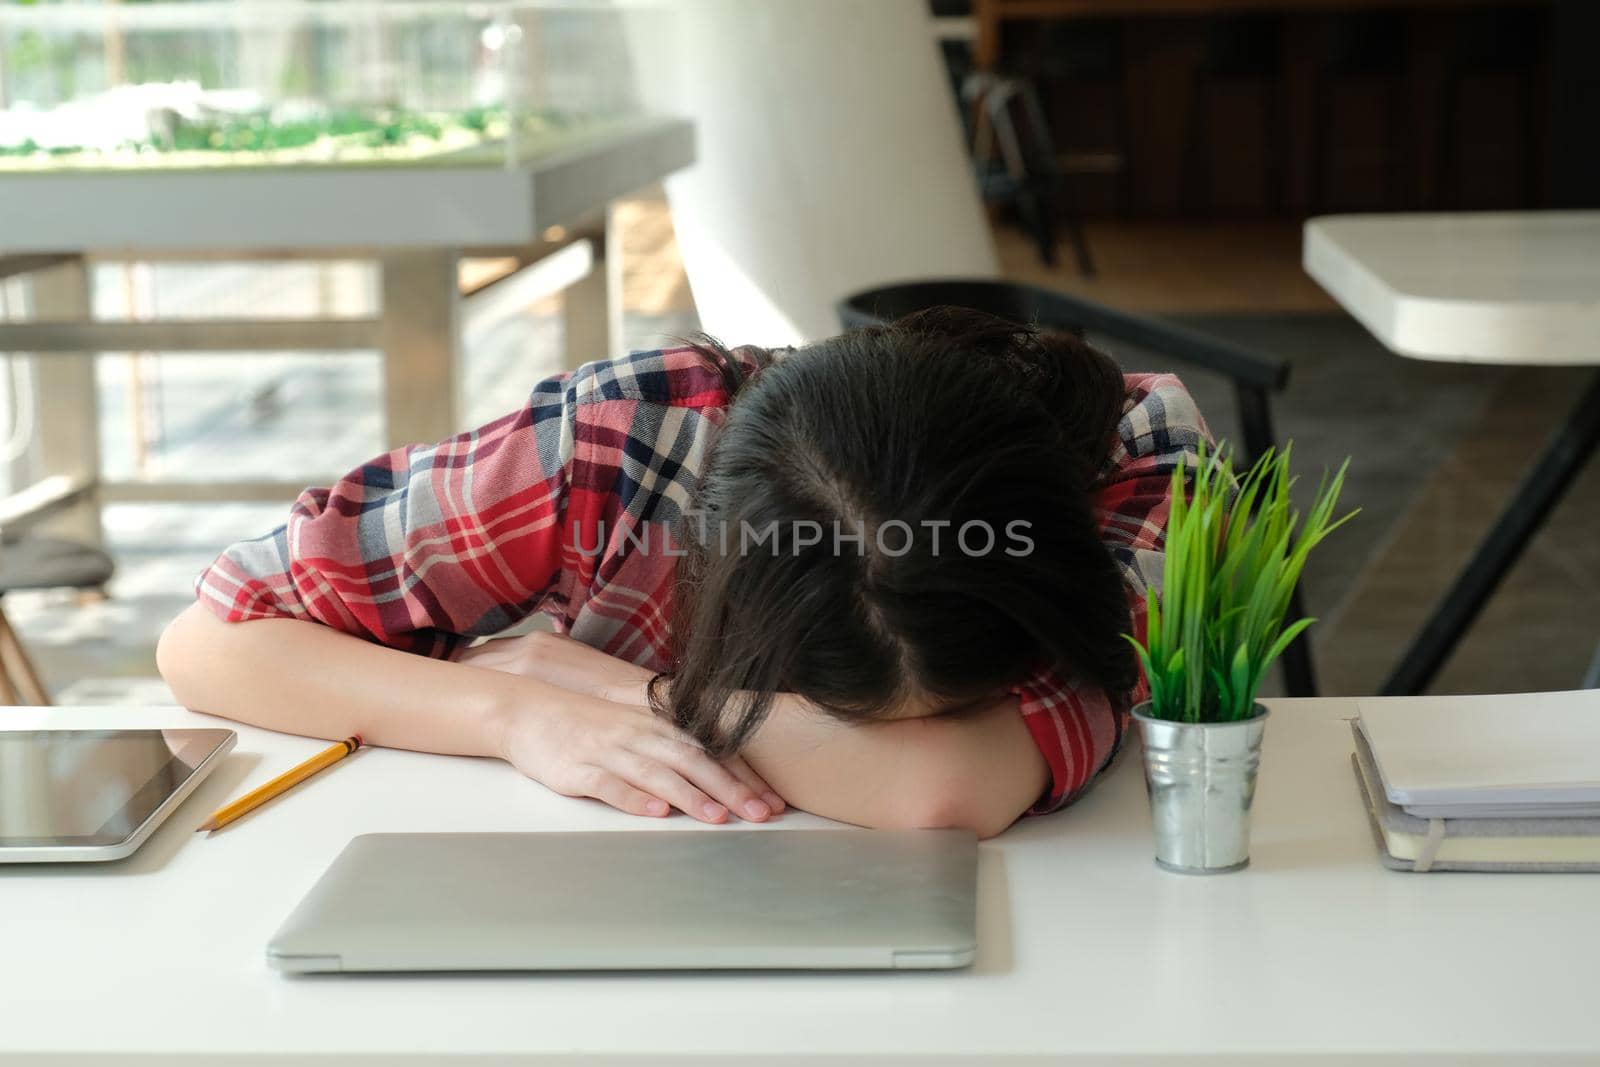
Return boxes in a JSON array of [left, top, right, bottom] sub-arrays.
[[963, 72, 1095, 276], [1019, 19, 1132, 220], [932, 2, 1093, 274], [0, 536, 114, 705], [838, 279, 1318, 698], [1182, 15, 1287, 216]]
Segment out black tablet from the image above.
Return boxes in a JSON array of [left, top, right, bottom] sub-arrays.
[[0, 729, 235, 862]]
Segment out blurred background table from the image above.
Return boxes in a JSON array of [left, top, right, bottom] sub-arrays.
[[1304, 210, 1600, 694], [0, 117, 693, 536]]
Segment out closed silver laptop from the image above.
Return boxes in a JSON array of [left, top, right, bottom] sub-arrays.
[[268, 829, 977, 973]]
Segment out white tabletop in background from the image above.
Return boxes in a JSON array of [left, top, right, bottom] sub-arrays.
[[1303, 212, 1600, 366], [0, 117, 694, 254], [4, 698, 1599, 1065]]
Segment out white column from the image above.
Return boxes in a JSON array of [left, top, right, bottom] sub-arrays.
[[631, 0, 998, 347]]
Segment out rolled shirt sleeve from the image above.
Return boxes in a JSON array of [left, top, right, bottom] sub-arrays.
[[194, 372, 580, 660]]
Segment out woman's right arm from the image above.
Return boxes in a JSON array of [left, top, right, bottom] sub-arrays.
[[158, 604, 523, 760], [165, 381, 581, 744], [157, 375, 779, 824], [157, 605, 777, 823]]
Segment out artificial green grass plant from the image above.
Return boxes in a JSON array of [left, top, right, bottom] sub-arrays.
[[1129, 443, 1357, 724]]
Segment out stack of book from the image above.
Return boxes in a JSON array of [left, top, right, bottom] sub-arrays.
[[1353, 689, 1600, 873]]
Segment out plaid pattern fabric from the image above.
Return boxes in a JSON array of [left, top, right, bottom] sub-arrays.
[[196, 346, 1207, 816], [1015, 371, 1208, 812]]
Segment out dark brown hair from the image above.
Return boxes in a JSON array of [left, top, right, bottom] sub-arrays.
[[655, 307, 1136, 755]]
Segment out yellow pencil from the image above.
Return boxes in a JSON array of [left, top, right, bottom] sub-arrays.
[[197, 736, 362, 833]]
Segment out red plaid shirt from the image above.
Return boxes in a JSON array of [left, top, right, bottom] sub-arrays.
[[196, 347, 1207, 814]]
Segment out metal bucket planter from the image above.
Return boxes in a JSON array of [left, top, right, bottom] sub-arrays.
[[1132, 702, 1268, 874]]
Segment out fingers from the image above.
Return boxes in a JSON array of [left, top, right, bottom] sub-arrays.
[[579, 767, 670, 818], [466, 631, 656, 700], [632, 718, 785, 817], [614, 752, 735, 824], [603, 679, 653, 708], [576, 759, 757, 827], [529, 692, 785, 825], [631, 736, 774, 823], [722, 753, 787, 814]]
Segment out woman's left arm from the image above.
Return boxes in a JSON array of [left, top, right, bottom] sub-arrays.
[[457, 631, 1044, 838], [457, 376, 1203, 838], [739, 695, 1047, 839]]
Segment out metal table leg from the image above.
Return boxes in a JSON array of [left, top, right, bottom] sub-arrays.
[[27, 257, 103, 546], [379, 250, 461, 449], [562, 205, 623, 371], [1382, 370, 1600, 695]]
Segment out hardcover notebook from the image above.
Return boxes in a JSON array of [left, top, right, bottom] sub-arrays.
[[1354, 689, 1600, 819], [1352, 724, 1600, 873]]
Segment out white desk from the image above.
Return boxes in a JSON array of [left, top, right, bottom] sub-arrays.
[[5, 699, 1599, 1064], [1303, 212, 1600, 695], [1304, 212, 1600, 366]]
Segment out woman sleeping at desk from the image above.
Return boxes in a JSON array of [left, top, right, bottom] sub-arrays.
[[157, 308, 1204, 839]]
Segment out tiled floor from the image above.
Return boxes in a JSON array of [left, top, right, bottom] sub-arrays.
[[8, 205, 1598, 706], [1005, 220, 1600, 697], [995, 220, 1340, 315], [1316, 367, 1600, 696]]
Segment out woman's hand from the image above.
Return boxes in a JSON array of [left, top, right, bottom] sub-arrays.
[[457, 630, 653, 706], [462, 631, 786, 822]]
